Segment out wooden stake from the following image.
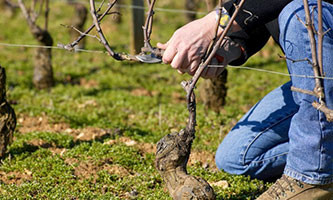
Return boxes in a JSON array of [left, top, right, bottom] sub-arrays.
[[130, 0, 144, 54]]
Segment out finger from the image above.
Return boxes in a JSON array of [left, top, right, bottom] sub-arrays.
[[180, 48, 199, 71], [188, 59, 201, 74], [188, 70, 196, 76], [171, 50, 187, 70], [162, 42, 178, 64], [180, 55, 190, 71], [177, 69, 185, 74], [157, 42, 168, 50]]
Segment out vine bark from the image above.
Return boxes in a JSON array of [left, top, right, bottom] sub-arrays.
[[0, 66, 16, 159], [18, 0, 54, 89]]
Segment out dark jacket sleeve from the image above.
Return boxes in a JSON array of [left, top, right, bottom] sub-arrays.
[[227, 19, 281, 66], [224, 0, 332, 65], [223, 0, 287, 65], [224, 0, 292, 33], [228, 25, 271, 66]]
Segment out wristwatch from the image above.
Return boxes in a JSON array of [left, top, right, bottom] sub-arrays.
[[215, 7, 231, 28]]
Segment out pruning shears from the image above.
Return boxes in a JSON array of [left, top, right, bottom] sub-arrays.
[[135, 47, 164, 64]]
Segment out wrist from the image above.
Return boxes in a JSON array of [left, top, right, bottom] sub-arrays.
[[204, 11, 224, 38], [209, 9, 242, 34]]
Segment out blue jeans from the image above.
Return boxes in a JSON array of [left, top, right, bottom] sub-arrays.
[[215, 0, 333, 185]]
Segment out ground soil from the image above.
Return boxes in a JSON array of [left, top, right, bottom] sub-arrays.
[[0, 170, 32, 185], [1, 115, 217, 185], [64, 157, 130, 182]]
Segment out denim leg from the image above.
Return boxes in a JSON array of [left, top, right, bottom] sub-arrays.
[[279, 0, 333, 184], [215, 82, 299, 181]]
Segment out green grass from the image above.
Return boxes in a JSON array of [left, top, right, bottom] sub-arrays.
[[0, 0, 289, 199]]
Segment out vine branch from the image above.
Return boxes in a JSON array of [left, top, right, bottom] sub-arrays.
[[182, 0, 246, 134], [291, 0, 333, 121], [89, 0, 121, 59], [59, 0, 119, 51], [60, 0, 163, 61]]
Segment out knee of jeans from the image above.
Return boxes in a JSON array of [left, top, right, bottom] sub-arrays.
[[215, 143, 271, 179], [215, 138, 248, 176]]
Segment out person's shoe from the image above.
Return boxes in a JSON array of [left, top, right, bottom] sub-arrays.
[[257, 175, 333, 200]]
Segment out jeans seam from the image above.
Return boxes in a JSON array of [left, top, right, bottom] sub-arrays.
[[241, 111, 297, 165], [250, 152, 288, 164], [318, 110, 324, 172]]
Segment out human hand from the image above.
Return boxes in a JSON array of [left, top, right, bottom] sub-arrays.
[[157, 11, 220, 76], [157, 11, 242, 79]]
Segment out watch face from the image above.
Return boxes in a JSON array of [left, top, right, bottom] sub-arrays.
[[215, 8, 230, 28], [219, 14, 230, 28]]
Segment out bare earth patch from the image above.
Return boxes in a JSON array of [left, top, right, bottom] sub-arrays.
[[28, 138, 54, 148], [17, 115, 111, 141], [17, 115, 70, 135], [26, 138, 66, 156], [79, 78, 99, 89], [171, 92, 186, 103], [131, 88, 159, 97], [189, 151, 216, 170], [0, 170, 32, 185], [64, 158, 130, 182]]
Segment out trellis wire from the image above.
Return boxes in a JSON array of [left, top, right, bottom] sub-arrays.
[[0, 42, 106, 54], [1, 42, 333, 80], [55, 0, 207, 15], [209, 65, 333, 80], [115, 4, 206, 15]]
